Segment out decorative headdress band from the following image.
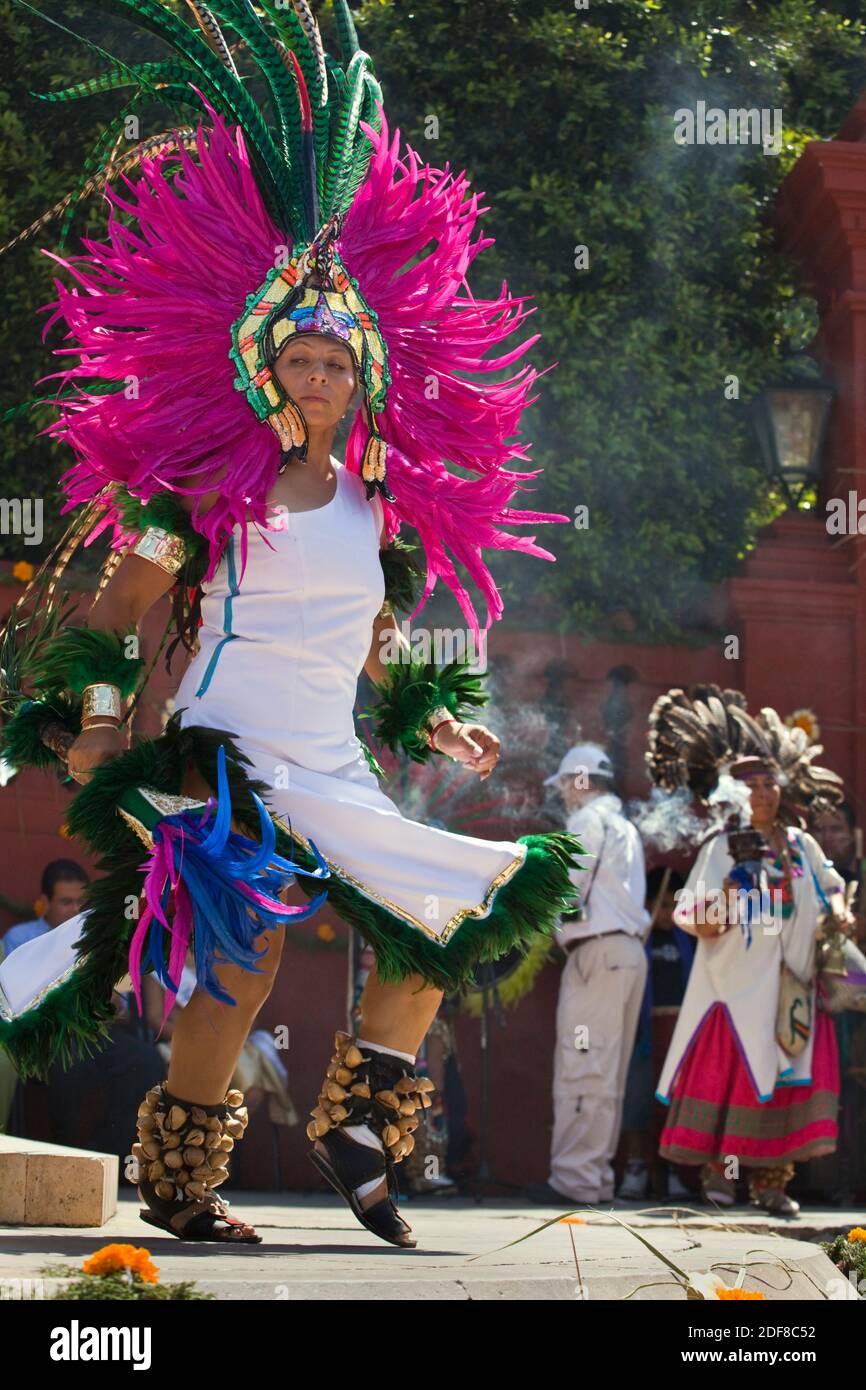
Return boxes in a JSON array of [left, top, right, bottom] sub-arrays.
[[728, 756, 779, 782]]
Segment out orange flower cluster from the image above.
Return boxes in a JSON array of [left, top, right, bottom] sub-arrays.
[[82, 1243, 159, 1284], [717, 1288, 765, 1300], [847, 1227, 866, 1243]]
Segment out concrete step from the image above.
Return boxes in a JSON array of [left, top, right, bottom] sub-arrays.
[[0, 1134, 118, 1227]]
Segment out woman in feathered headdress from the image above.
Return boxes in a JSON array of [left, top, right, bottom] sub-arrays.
[[0, 0, 583, 1247], [646, 685, 852, 1215]]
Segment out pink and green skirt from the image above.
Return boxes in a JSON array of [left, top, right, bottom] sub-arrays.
[[658, 1002, 839, 1166]]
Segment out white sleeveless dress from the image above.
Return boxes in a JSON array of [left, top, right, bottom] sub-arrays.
[[172, 458, 527, 945]]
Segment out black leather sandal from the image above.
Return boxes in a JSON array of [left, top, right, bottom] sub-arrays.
[[306, 1032, 435, 1248], [132, 1081, 262, 1244], [309, 1126, 416, 1247], [138, 1182, 262, 1243]]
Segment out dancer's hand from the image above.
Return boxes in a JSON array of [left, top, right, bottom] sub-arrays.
[[433, 721, 500, 780], [833, 907, 857, 937], [67, 725, 127, 785]]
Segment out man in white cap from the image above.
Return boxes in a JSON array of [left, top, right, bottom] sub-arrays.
[[526, 743, 650, 1206]]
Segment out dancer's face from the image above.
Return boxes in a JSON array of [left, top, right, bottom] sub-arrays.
[[273, 334, 358, 429], [744, 770, 781, 827]]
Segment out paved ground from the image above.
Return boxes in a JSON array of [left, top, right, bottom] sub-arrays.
[[1, 1194, 862, 1300]]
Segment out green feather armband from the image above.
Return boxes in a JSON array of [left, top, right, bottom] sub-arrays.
[[368, 658, 489, 764], [0, 694, 82, 772], [30, 626, 144, 700], [115, 487, 209, 587]]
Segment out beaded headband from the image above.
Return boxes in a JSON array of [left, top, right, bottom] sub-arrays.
[[230, 221, 392, 498]]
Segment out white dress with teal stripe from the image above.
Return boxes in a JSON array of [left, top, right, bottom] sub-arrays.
[[173, 458, 528, 948]]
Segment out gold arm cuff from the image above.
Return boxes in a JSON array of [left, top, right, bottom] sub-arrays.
[[82, 683, 122, 726], [132, 526, 187, 577]]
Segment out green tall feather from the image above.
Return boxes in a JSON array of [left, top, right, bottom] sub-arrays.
[[206, 0, 307, 232], [324, 49, 371, 218], [84, 0, 298, 230], [332, 0, 361, 62], [258, 0, 330, 198], [13, 0, 384, 248]]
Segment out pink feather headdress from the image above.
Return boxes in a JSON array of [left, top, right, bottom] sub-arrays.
[[37, 90, 566, 639]]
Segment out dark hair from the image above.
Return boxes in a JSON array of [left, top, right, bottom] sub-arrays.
[[588, 773, 614, 791], [42, 859, 89, 898], [811, 799, 857, 832]]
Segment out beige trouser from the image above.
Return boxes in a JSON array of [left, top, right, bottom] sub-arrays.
[[549, 932, 647, 1202]]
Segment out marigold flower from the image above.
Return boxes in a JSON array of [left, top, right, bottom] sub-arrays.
[[12, 561, 34, 583], [82, 1243, 159, 1283], [847, 1227, 866, 1243]]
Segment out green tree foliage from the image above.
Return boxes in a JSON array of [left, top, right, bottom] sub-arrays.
[[0, 1, 169, 566], [352, 0, 866, 638]]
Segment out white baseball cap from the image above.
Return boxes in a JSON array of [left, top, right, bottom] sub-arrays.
[[543, 742, 614, 787]]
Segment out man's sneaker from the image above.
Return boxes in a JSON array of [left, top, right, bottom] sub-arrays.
[[616, 1160, 650, 1201], [405, 1171, 458, 1196]]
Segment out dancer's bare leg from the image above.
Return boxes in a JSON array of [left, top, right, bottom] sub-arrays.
[[141, 765, 288, 1238], [141, 924, 285, 1240], [167, 924, 285, 1103], [358, 969, 443, 1053]]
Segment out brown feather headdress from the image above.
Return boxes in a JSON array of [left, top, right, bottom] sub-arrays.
[[646, 685, 842, 824]]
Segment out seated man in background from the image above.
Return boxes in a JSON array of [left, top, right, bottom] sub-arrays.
[[3, 859, 164, 1165], [1, 859, 89, 1132], [1, 859, 89, 956]]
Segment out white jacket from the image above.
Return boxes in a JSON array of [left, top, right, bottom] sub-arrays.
[[557, 792, 651, 945]]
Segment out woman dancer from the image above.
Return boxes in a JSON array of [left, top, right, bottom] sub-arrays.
[[647, 688, 851, 1215], [0, 1, 582, 1248]]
